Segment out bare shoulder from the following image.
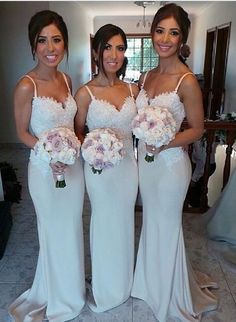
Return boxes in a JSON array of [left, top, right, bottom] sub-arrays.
[[178, 72, 200, 98], [63, 72, 72, 87], [181, 72, 199, 88], [138, 71, 146, 87], [131, 82, 139, 98], [138, 68, 156, 87], [14, 76, 34, 99], [74, 82, 93, 110], [75, 83, 91, 99]]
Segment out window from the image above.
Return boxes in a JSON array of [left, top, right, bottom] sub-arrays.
[[125, 35, 158, 82]]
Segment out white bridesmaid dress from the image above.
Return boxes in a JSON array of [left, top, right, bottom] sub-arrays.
[[9, 74, 85, 322], [131, 72, 218, 322], [84, 84, 138, 312]]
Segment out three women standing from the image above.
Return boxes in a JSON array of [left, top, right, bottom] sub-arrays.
[[8, 5, 219, 322]]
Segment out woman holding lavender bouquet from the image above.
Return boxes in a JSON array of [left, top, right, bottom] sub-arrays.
[[131, 3, 218, 322], [9, 10, 85, 322], [74, 24, 139, 312]]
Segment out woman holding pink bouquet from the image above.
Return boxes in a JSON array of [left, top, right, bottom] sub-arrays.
[[9, 10, 85, 322], [74, 24, 139, 312], [131, 3, 218, 321]]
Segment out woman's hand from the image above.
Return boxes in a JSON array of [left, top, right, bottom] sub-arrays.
[[146, 144, 164, 155], [50, 162, 67, 175]]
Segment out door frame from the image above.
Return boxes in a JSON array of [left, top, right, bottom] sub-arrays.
[[203, 22, 231, 119]]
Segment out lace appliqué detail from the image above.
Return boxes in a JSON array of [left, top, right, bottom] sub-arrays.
[[29, 94, 77, 174], [86, 96, 137, 157], [159, 147, 185, 169], [136, 89, 185, 132], [30, 95, 77, 138], [139, 141, 184, 169]]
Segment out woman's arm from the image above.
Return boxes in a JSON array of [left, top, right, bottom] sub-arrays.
[[168, 74, 204, 148], [138, 72, 146, 90], [146, 74, 204, 154], [74, 86, 91, 143], [131, 83, 140, 99], [14, 78, 38, 149]]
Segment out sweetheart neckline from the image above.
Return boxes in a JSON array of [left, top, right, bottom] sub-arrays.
[[91, 96, 134, 113], [33, 92, 71, 108], [140, 88, 180, 103]]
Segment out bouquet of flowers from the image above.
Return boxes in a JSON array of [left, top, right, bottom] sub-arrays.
[[132, 106, 177, 162], [34, 127, 81, 188], [81, 128, 124, 174]]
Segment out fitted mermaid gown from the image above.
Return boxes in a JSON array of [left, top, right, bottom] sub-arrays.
[[9, 74, 85, 322], [84, 84, 138, 312], [131, 72, 218, 322]]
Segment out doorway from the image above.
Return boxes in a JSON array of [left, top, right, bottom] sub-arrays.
[[203, 22, 231, 119]]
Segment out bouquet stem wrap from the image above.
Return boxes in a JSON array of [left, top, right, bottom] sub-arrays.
[[55, 173, 66, 188], [145, 152, 155, 163]]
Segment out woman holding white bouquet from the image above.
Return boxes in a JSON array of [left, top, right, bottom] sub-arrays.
[[131, 3, 218, 322], [74, 24, 139, 312], [9, 10, 85, 322]]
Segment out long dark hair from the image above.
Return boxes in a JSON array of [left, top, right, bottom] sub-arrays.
[[28, 10, 68, 60], [151, 3, 191, 47], [93, 24, 127, 78]]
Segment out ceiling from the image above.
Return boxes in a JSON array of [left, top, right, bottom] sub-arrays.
[[77, 1, 214, 18]]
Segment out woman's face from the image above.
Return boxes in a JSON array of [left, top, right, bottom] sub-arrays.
[[35, 23, 65, 67], [99, 34, 126, 75], [152, 16, 182, 58]]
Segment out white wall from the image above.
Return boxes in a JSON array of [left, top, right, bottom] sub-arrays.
[[0, 1, 48, 144], [0, 1, 92, 143], [94, 15, 153, 34], [193, 1, 236, 113], [50, 1, 92, 92]]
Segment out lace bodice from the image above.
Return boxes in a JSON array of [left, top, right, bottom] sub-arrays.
[[30, 94, 77, 137], [85, 85, 137, 153], [26, 73, 77, 137], [24, 73, 77, 173], [136, 90, 185, 132], [136, 72, 194, 132], [136, 72, 194, 166]]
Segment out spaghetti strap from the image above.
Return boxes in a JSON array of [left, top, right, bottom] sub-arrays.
[[175, 72, 194, 92], [141, 71, 149, 89], [85, 85, 94, 100], [23, 75, 37, 97], [128, 83, 134, 98], [61, 72, 71, 93]]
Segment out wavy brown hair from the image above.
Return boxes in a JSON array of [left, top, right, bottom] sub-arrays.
[[93, 24, 127, 78], [28, 10, 68, 60], [150, 3, 191, 45]]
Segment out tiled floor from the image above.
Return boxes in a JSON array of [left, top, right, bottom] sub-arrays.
[[0, 145, 236, 322]]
